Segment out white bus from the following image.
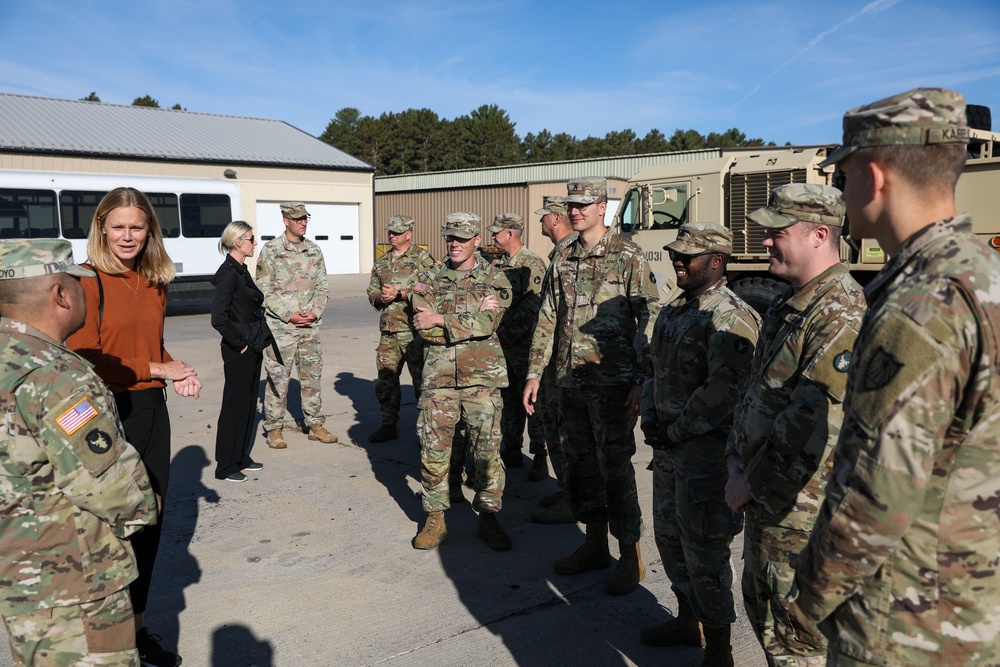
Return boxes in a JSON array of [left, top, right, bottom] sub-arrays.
[[0, 171, 242, 284]]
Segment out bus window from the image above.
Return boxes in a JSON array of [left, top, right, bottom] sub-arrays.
[[60, 190, 102, 239], [181, 194, 231, 238], [0, 189, 59, 239], [651, 185, 687, 230], [147, 193, 180, 238]]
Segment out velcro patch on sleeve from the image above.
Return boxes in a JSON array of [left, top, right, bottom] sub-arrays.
[[55, 398, 98, 435], [851, 310, 941, 431]]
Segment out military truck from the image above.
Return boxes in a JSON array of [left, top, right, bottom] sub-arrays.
[[613, 113, 1000, 313]]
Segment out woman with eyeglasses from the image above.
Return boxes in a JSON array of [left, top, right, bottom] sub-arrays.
[[210, 221, 274, 483]]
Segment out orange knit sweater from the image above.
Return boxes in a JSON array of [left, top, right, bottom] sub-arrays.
[[66, 269, 173, 394]]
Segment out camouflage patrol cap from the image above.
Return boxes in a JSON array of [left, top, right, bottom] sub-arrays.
[[820, 88, 969, 168], [441, 212, 481, 240], [487, 213, 524, 233], [387, 215, 414, 234], [0, 239, 95, 280], [280, 202, 310, 219], [665, 222, 733, 256], [534, 197, 567, 217], [747, 184, 845, 229], [565, 177, 607, 204]]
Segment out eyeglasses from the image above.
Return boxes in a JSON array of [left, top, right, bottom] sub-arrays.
[[240, 235, 255, 244], [668, 250, 717, 263]]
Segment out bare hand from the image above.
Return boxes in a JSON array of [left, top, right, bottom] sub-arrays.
[[725, 470, 752, 513], [241, 345, 249, 354], [624, 384, 643, 420], [290, 311, 316, 327], [412, 306, 443, 331], [641, 421, 674, 451], [380, 284, 398, 304], [522, 379, 540, 416], [479, 294, 499, 311], [173, 376, 202, 399], [154, 360, 196, 381]]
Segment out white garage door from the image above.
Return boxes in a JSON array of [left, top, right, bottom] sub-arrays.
[[255, 202, 360, 274]]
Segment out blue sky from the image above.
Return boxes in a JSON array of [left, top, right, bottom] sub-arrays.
[[2, 0, 999, 148]]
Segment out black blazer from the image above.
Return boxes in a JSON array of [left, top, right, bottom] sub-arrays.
[[211, 254, 274, 353]]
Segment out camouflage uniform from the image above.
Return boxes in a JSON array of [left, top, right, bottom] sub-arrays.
[[790, 90, 1000, 666], [528, 210, 660, 543], [641, 224, 760, 628], [539, 229, 579, 489], [0, 240, 158, 667], [413, 217, 512, 514], [257, 219, 330, 433], [366, 217, 435, 428], [727, 223, 866, 665], [488, 214, 548, 461]]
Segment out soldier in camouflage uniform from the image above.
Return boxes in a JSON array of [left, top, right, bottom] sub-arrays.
[[724, 184, 867, 666], [524, 177, 660, 595], [788, 89, 1000, 666], [366, 215, 435, 443], [530, 197, 579, 525], [639, 223, 760, 665], [487, 213, 548, 478], [257, 202, 338, 448], [0, 239, 159, 667], [411, 212, 514, 552]]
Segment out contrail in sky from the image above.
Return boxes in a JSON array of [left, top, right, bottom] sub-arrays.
[[730, 0, 903, 110]]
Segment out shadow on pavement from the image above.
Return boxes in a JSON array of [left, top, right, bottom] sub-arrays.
[[211, 624, 275, 667], [150, 445, 217, 662]]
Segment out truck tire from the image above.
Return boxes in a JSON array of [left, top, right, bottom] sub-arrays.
[[730, 277, 787, 315], [967, 105, 991, 131]]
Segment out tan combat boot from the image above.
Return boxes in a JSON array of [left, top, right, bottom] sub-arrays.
[[307, 424, 338, 443], [530, 493, 576, 524], [477, 512, 512, 550], [266, 430, 287, 449], [605, 540, 646, 595], [413, 511, 446, 550], [553, 521, 611, 575], [640, 593, 703, 647]]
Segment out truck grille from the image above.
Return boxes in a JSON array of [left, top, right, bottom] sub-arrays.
[[728, 169, 806, 255]]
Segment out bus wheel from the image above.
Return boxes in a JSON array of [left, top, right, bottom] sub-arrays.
[[731, 277, 786, 315]]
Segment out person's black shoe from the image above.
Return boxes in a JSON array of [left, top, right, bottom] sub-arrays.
[[137, 627, 182, 666], [242, 461, 264, 471], [225, 472, 248, 483]]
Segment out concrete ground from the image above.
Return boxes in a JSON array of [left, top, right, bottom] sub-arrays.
[[2, 273, 768, 667]]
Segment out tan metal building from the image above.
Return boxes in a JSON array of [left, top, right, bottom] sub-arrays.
[[0, 93, 376, 274], [374, 150, 730, 261]]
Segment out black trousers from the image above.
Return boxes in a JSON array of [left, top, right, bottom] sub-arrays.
[[114, 387, 170, 617], [215, 344, 264, 478]]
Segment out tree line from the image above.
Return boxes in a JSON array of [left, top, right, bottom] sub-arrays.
[[80, 92, 185, 110], [320, 105, 778, 176]]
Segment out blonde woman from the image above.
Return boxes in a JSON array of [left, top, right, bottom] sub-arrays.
[[211, 221, 273, 482], [66, 186, 198, 667]]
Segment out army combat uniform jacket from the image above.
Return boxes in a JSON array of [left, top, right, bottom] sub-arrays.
[[528, 229, 660, 387], [0, 318, 158, 616], [257, 235, 329, 331], [367, 244, 435, 333], [726, 263, 866, 529], [791, 214, 1000, 666], [412, 258, 512, 390], [641, 278, 761, 442], [494, 246, 546, 351]]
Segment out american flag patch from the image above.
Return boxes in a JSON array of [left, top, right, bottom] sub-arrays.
[[56, 399, 98, 435]]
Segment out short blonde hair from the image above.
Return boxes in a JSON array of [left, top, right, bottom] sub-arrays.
[[87, 187, 175, 285], [218, 221, 253, 255]]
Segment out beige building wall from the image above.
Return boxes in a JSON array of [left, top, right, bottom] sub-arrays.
[[375, 178, 628, 265], [0, 154, 376, 273]]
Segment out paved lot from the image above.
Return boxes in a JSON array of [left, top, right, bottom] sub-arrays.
[[2, 273, 768, 667]]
